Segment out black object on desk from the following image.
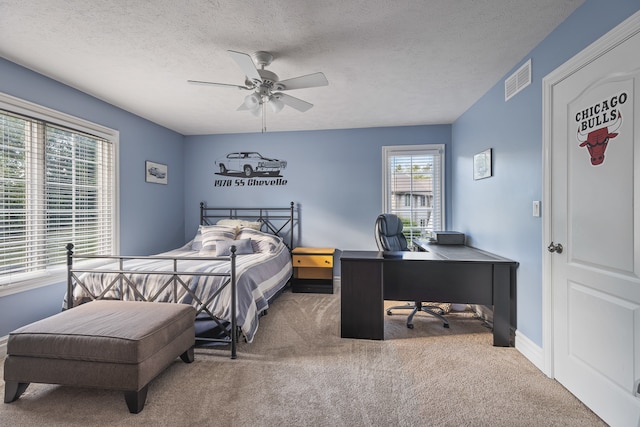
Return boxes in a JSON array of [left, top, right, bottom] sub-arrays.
[[340, 243, 518, 346]]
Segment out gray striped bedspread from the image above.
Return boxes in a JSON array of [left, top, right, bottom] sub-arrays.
[[68, 243, 292, 342]]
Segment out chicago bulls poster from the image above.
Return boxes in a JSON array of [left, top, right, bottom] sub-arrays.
[[574, 90, 627, 166]]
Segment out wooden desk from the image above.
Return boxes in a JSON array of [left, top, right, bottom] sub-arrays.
[[340, 244, 518, 346]]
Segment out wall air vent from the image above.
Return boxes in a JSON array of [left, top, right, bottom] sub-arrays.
[[505, 59, 531, 101]]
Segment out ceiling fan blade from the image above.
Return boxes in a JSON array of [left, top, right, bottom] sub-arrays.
[[228, 50, 262, 84], [188, 80, 249, 90], [274, 93, 313, 112], [276, 72, 328, 91]]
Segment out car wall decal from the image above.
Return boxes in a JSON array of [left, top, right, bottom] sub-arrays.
[[214, 151, 288, 187]]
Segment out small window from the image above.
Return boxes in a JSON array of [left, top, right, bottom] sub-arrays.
[[382, 144, 444, 246]]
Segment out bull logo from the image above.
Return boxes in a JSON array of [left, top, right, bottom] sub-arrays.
[[577, 112, 622, 166]]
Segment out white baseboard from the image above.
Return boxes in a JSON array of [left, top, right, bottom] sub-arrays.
[[515, 330, 546, 374]]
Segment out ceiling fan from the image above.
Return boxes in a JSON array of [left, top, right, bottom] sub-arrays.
[[188, 50, 328, 117]]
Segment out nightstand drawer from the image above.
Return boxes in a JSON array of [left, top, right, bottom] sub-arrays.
[[292, 255, 333, 268]]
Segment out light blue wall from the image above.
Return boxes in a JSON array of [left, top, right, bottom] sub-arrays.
[[451, 0, 640, 346], [184, 126, 452, 251], [0, 58, 186, 335]]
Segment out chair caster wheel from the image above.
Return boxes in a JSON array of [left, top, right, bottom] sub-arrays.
[[386, 310, 392, 316], [407, 324, 414, 329], [443, 323, 450, 328]]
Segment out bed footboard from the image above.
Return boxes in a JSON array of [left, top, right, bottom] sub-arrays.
[[66, 243, 239, 359]]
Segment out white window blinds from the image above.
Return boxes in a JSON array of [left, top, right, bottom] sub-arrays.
[[1, 107, 115, 285], [382, 145, 444, 245]]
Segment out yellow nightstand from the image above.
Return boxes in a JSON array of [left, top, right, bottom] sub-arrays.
[[291, 247, 335, 294]]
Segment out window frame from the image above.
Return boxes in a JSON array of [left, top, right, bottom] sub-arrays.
[[0, 92, 120, 297], [382, 144, 445, 246]]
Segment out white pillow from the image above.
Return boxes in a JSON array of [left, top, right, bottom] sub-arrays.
[[236, 228, 283, 253], [198, 226, 237, 252], [214, 238, 254, 256], [217, 218, 262, 230], [240, 221, 262, 231]]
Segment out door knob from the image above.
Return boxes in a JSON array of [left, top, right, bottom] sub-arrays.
[[547, 242, 563, 254]]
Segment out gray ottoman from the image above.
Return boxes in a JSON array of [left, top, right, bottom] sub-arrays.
[[4, 300, 196, 413]]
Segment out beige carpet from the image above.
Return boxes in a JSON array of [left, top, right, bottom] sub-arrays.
[[1, 287, 605, 427]]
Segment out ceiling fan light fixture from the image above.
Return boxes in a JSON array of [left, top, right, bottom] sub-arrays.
[[244, 93, 261, 111], [269, 95, 284, 113]]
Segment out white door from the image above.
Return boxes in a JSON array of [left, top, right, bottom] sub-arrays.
[[546, 15, 640, 427]]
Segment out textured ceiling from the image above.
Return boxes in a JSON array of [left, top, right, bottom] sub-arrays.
[[0, 0, 584, 135]]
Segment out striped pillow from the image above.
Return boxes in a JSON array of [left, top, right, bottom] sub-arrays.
[[192, 225, 237, 251], [236, 228, 283, 253]]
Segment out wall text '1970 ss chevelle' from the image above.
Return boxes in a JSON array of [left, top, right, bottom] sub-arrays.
[[215, 152, 287, 177]]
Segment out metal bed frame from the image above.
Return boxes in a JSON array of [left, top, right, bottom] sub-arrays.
[[66, 202, 296, 360]]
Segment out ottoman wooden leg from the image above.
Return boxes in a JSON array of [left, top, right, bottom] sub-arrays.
[[180, 347, 194, 363], [4, 381, 30, 403], [124, 386, 148, 414]]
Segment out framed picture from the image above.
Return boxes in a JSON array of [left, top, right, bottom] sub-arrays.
[[473, 149, 492, 180], [145, 161, 168, 184]]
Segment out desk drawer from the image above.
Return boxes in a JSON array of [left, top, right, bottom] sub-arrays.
[[292, 255, 333, 268]]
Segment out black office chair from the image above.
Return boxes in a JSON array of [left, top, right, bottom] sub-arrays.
[[375, 214, 449, 329]]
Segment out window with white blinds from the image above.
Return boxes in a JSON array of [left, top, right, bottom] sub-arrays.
[[0, 95, 117, 288], [382, 144, 444, 246]]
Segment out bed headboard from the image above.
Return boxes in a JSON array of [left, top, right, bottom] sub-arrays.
[[199, 201, 297, 250]]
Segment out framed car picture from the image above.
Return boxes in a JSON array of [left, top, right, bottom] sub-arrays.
[[473, 149, 492, 180], [145, 161, 168, 184]]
